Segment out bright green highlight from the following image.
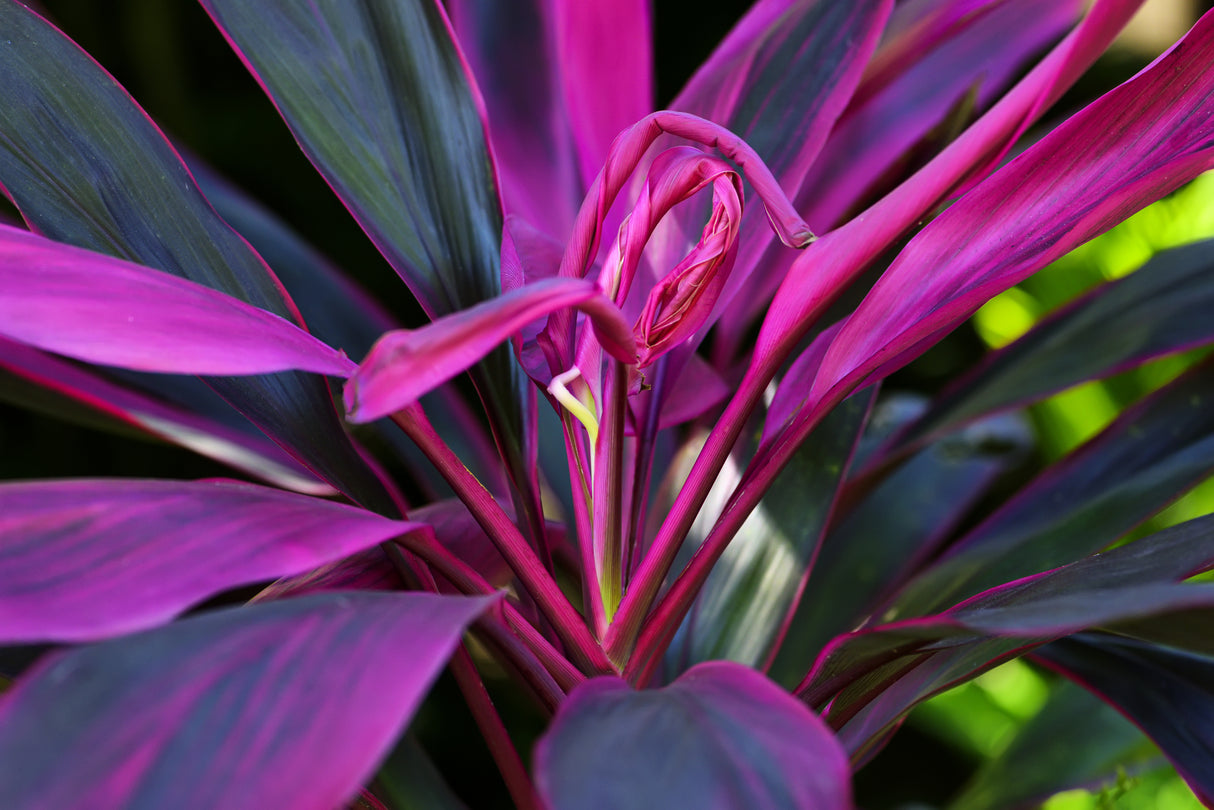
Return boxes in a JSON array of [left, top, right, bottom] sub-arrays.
[[914, 659, 1049, 757], [1041, 767, 1202, 810], [931, 173, 1214, 809]]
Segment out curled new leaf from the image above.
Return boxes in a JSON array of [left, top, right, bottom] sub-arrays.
[[345, 278, 634, 423]]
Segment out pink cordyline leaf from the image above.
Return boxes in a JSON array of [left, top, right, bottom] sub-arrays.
[[553, 0, 653, 190], [0, 226, 354, 377], [0, 478, 421, 643], [345, 277, 635, 423], [448, 0, 583, 240], [800, 0, 1083, 232], [675, 0, 891, 198], [0, 591, 495, 810], [535, 661, 853, 810], [758, 0, 1145, 360], [809, 7, 1214, 417]]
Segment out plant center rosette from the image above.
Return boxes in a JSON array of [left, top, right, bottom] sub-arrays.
[[344, 111, 813, 635]]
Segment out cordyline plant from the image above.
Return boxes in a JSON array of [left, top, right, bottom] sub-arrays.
[[6, 0, 1214, 807]]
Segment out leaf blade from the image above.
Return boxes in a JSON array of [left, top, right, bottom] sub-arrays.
[[198, 0, 503, 318], [0, 591, 494, 810], [535, 660, 853, 810], [0, 479, 419, 643]]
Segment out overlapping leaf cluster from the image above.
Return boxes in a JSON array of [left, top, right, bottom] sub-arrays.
[[2, 0, 1214, 808]]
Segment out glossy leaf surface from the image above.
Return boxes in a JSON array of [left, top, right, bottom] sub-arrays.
[[0, 479, 418, 642], [536, 661, 853, 810], [199, 0, 502, 319], [0, 591, 493, 810], [0, 2, 388, 507], [903, 236, 1214, 444], [890, 358, 1214, 618], [0, 226, 353, 377], [1037, 631, 1214, 806], [666, 390, 872, 675]]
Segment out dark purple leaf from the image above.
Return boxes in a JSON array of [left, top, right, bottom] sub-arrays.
[[187, 160, 397, 361], [0, 338, 331, 494], [535, 660, 853, 810], [1036, 631, 1214, 807], [767, 410, 1030, 688], [0, 591, 494, 809], [665, 389, 873, 676], [197, 0, 541, 520], [189, 159, 505, 499], [0, 479, 422, 643], [900, 236, 1214, 447], [889, 357, 1214, 619], [198, 0, 501, 320], [0, 2, 390, 509], [799, 513, 1214, 756]]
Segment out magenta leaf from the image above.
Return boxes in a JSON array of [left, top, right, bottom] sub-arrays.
[[198, 0, 502, 320], [810, 8, 1214, 412], [448, 0, 583, 240], [800, 0, 1081, 232], [553, 0, 653, 191], [0, 226, 353, 377], [1036, 632, 1214, 806], [535, 661, 853, 810], [0, 2, 391, 509], [0, 338, 331, 495], [0, 591, 494, 810], [0, 478, 424, 643], [345, 278, 634, 423]]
